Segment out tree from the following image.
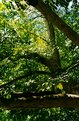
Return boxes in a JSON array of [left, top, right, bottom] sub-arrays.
[[0, 0, 79, 111]]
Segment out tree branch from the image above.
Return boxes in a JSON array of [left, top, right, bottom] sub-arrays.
[[11, 52, 61, 76], [27, 0, 79, 46], [1, 94, 79, 109], [11, 91, 57, 98], [11, 52, 49, 66]]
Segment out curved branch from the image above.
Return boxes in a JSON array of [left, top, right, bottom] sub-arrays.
[[11, 52, 53, 70], [26, 0, 79, 46]]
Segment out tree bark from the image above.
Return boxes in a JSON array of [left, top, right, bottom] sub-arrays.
[[1, 94, 79, 110]]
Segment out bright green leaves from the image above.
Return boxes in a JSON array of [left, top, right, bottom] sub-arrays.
[[0, 0, 79, 94], [0, 1, 49, 94], [0, 0, 79, 119]]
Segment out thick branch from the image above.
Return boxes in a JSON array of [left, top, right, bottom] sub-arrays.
[[27, 0, 79, 46], [12, 52, 61, 75], [11, 91, 57, 98], [12, 52, 49, 67], [1, 94, 79, 109], [46, 17, 61, 72], [11, 52, 57, 74]]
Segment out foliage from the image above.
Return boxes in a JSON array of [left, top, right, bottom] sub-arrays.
[[0, 0, 79, 120], [1, 108, 79, 121]]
